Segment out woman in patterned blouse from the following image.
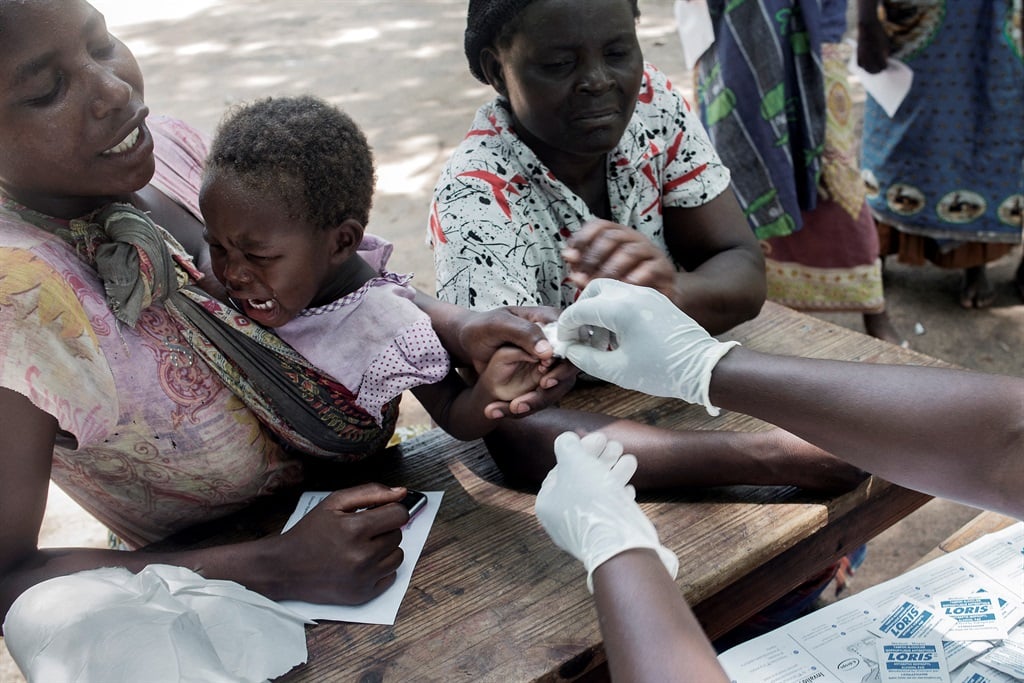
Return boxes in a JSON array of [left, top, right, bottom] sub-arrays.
[[426, 0, 863, 496]]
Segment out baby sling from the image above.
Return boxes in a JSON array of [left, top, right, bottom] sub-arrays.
[[61, 203, 398, 461]]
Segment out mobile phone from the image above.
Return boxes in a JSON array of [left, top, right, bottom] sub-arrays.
[[399, 489, 428, 520]]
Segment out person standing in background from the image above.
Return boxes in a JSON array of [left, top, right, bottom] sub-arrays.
[[692, 0, 905, 344], [858, 0, 1024, 309]]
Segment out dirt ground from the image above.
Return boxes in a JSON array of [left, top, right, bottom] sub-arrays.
[[2, 0, 1021, 679]]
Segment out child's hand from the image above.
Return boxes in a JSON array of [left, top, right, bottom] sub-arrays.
[[477, 345, 546, 404], [452, 307, 581, 419], [478, 346, 581, 419]]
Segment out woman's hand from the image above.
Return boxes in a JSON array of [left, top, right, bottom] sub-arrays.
[[266, 484, 409, 605], [414, 292, 579, 415], [562, 220, 679, 304], [464, 308, 581, 417], [416, 291, 555, 371], [453, 305, 558, 373], [455, 305, 580, 407]]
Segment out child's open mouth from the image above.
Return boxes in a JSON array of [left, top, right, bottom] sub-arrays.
[[247, 298, 277, 312]]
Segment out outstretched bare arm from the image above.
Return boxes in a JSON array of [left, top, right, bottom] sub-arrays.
[[559, 279, 1024, 520], [710, 348, 1024, 518]]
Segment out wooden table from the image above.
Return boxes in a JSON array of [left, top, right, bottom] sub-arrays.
[[155, 302, 948, 682]]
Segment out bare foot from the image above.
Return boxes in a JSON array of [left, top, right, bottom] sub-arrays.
[[755, 428, 868, 493], [863, 311, 907, 348], [960, 265, 996, 309]]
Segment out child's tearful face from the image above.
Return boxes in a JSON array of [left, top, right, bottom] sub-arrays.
[[199, 171, 339, 328]]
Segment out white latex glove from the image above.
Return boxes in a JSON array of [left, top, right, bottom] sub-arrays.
[[535, 431, 679, 592], [556, 278, 740, 415]]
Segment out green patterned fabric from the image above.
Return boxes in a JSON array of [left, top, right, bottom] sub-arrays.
[[697, 0, 829, 239]]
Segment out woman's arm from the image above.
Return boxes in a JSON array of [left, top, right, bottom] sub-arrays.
[[534, 432, 727, 683], [710, 348, 1024, 518], [413, 290, 551, 369], [593, 550, 729, 683], [0, 387, 412, 625], [661, 192, 766, 334], [413, 290, 578, 413]]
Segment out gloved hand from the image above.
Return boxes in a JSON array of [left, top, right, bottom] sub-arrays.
[[535, 431, 678, 592], [556, 279, 740, 415]]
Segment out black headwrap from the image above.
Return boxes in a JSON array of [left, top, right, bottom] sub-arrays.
[[464, 0, 641, 83], [464, 0, 537, 83]]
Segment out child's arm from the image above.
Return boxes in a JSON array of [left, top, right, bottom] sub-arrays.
[[413, 290, 579, 416], [412, 347, 547, 440], [413, 291, 552, 371]]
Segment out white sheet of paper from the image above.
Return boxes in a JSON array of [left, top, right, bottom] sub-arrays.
[[277, 490, 443, 625], [847, 49, 913, 117], [785, 595, 886, 683], [717, 632, 845, 683], [978, 625, 1024, 679], [858, 552, 988, 620], [952, 661, 1019, 683], [674, 0, 715, 71], [877, 637, 950, 683], [938, 593, 1009, 641], [961, 524, 1024, 607]]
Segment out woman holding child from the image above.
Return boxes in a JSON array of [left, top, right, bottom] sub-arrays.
[[0, 0, 558, 622]]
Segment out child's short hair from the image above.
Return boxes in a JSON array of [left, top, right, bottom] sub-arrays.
[[206, 95, 375, 229]]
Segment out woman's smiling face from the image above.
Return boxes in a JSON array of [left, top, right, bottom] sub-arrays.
[[484, 0, 643, 171], [0, 0, 155, 217]]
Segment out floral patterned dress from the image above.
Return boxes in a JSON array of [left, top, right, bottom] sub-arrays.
[[0, 117, 303, 548]]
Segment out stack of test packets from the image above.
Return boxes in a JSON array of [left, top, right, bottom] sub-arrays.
[[718, 522, 1024, 683]]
